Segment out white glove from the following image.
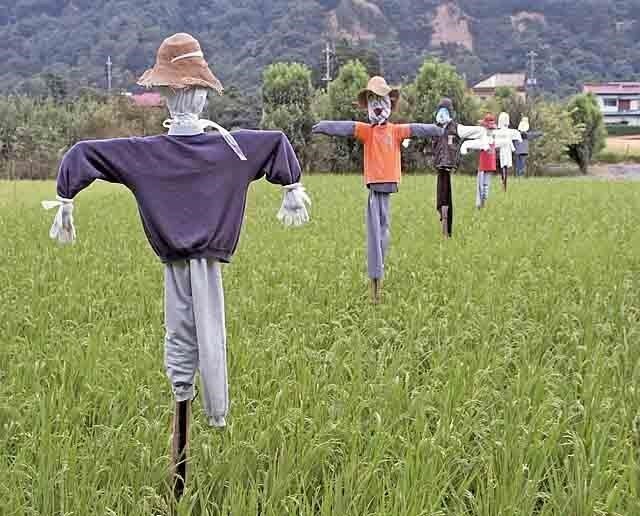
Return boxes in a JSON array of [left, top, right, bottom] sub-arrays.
[[42, 197, 76, 244], [402, 139, 411, 148], [277, 183, 311, 227]]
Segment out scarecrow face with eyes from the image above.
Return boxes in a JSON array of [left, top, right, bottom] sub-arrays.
[[356, 76, 399, 126], [366, 92, 392, 125]]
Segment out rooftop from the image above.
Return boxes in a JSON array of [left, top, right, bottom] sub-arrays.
[[472, 73, 526, 90], [583, 82, 640, 95], [126, 92, 165, 107]]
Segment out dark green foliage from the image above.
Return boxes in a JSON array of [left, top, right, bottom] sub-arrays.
[[1, 0, 639, 98], [567, 93, 607, 173], [261, 62, 315, 170]]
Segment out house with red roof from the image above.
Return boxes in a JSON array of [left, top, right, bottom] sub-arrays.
[[122, 91, 165, 108], [583, 82, 640, 126]]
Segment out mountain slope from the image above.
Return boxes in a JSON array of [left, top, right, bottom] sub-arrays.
[[1, 0, 640, 96]]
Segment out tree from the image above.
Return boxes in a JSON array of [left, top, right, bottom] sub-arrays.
[[526, 101, 582, 176], [323, 59, 368, 172], [567, 93, 606, 174], [261, 62, 315, 170], [402, 57, 479, 170]]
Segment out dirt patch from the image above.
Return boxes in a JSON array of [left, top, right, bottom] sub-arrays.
[[327, 11, 376, 41], [605, 136, 640, 157], [431, 3, 473, 52], [352, 0, 383, 18], [510, 11, 546, 32], [327, 0, 384, 42]]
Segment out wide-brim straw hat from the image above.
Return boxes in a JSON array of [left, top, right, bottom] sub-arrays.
[[357, 76, 400, 110], [479, 113, 497, 129], [137, 33, 223, 94]]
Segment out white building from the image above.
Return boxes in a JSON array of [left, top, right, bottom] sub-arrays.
[[583, 82, 640, 126]]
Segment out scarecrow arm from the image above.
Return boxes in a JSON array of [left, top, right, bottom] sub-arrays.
[[409, 123, 443, 139], [311, 121, 355, 138], [253, 131, 311, 227], [511, 129, 523, 143], [457, 125, 487, 140], [528, 130, 544, 140], [461, 136, 490, 155], [42, 138, 132, 244]]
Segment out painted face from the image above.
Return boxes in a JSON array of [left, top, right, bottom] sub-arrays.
[[367, 93, 391, 125], [436, 107, 452, 126]]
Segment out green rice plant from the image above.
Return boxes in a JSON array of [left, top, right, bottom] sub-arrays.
[[1, 176, 639, 515]]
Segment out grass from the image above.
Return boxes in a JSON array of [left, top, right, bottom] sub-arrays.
[[1, 176, 640, 515]]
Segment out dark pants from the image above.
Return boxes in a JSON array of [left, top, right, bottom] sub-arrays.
[[436, 168, 453, 236], [515, 154, 527, 176]]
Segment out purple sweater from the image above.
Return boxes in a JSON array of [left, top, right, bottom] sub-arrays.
[[56, 130, 301, 263]]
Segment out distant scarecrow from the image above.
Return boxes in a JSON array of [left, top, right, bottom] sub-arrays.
[[43, 33, 311, 500], [312, 76, 442, 303], [431, 98, 486, 237], [513, 117, 543, 177], [461, 113, 514, 209], [494, 111, 522, 191]]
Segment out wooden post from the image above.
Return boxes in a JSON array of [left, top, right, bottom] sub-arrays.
[[441, 206, 450, 238], [172, 400, 191, 501]]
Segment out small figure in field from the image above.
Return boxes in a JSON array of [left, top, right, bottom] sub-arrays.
[[42, 33, 311, 501], [514, 117, 543, 177], [430, 98, 487, 237], [461, 114, 514, 209], [494, 112, 522, 192], [312, 76, 442, 303]]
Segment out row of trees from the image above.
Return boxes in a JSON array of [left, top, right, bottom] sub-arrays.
[[260, 57, 606, 175], [0, 93, 165, 179], [0, 57, 605, 179]]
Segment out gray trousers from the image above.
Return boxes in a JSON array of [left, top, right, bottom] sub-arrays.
[[164, 259, 228, 427], [366, 190, 391, 280], [476, 171, 491, 208]]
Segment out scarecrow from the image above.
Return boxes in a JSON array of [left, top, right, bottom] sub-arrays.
[[514, 117, 543, 177], [311, 76, 442, 303], [431, 98, 487, 237], [42, 33, 311, 500], [494, 112, 522, 191], [461, 113, 515, 209]]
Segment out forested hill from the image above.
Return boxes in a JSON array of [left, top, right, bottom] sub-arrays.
[[2, 0, 640, 97]]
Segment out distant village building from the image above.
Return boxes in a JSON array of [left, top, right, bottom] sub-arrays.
[[472, 73, 527, 101], [121, 91, 165, 108], [583, 82, 640, 126]]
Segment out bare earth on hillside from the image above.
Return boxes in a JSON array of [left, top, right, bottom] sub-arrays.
[[510, 11, 546, 32], [431, 3, 473, 51]]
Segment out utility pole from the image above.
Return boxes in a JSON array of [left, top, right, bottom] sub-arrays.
[[322, 42, 334, 86], [105, 55, 113, 93], [526, 50, 538, 89]]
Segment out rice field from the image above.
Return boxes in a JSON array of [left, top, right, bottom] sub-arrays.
[[1, 176, 640, 515]]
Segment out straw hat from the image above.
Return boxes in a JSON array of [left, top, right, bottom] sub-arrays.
[[518, 117, 530, 132], [137, 33, 223, 94], [357, 76, 400, 110], [479, 113, 497, 129]]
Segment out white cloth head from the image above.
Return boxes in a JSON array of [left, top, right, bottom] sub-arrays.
[[160, 87, 247, 160], [498, 112, 510, 129], [436, 107, 452, 126], [518, 117, 530, 132]]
